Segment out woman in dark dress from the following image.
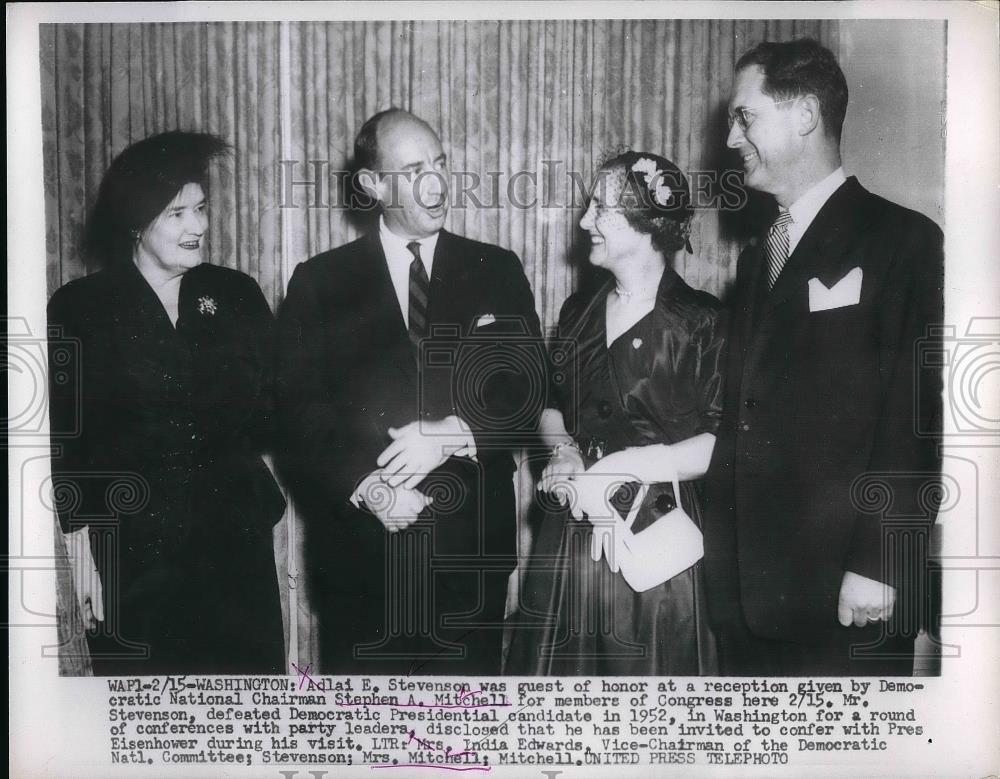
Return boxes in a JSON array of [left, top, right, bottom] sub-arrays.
[[48, 131, 285, 675], [507, 152, 724, 675]]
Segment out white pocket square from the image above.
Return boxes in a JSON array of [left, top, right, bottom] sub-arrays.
[[808, 267, 863, 312], [475, 313, 497, 327]]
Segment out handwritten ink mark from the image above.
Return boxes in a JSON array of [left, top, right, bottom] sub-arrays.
[[406, 729, 478, 760], [291, 662, 326, 694], [371, 765, 491, 773]]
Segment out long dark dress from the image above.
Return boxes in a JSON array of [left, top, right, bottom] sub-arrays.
[[507, 268, 725, 675], [48, 261, 286, 675]]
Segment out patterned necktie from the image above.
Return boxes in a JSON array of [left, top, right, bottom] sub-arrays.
[[407, 241, 429, 352], [765, 209, 794, 289]]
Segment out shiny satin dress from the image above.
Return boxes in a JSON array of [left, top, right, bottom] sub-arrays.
[[507, 268, 725, 675]]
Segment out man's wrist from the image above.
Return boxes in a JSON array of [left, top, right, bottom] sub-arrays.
[[444, 415, 478, 460]]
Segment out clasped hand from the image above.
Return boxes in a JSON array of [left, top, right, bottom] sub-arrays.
[[537, 445, 585, 507], [838, 571, 896, 627], [538, 446, 648, 571], [539, 445, 666, 520], [376, 416, 473, 490], [351, 470, 433, 533]]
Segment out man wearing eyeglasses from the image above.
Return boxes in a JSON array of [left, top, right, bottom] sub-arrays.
[[704, 38, 944, 675]]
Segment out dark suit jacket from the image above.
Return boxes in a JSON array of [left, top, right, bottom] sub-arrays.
[[48, 262, 285, 541], [704, 177, 944, 644], [275, 229, 543, 670], [47, 261, 286, 674]]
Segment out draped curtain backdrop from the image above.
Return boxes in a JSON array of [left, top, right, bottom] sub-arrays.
[[41, 18, 837, 673]]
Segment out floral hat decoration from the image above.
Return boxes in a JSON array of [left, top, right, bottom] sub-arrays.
[[616, 151, 695, 252], [621, 153, 692, 216]]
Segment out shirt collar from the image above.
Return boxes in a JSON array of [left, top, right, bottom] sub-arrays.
[[378, 216, 440, 272], [786, 166, 847, 234]]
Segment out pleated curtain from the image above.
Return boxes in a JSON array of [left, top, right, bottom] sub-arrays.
[[40, 23, 284, 306]]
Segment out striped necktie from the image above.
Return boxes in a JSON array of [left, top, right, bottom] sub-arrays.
[[765, 209, 794, 289], [407, 240, 429, 352]]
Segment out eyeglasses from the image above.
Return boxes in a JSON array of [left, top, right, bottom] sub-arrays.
[[727, 98, 800, 132]]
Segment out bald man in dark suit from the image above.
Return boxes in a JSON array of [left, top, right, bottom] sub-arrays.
[[277, 109, 544, 674]]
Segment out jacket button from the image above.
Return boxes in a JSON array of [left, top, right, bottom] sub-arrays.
[[596, 400, 613, 419], [741, 423, 750, 431], [655, 492, 676, 514], [744, 398, 757, 409]]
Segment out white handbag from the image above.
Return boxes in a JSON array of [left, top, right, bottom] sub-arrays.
[[616, 478, 704, 593]]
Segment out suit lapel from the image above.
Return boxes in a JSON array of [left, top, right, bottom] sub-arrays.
[[743, 177, 871, 379], [761, 177, 869, 318], [426, 230, 468, 330]]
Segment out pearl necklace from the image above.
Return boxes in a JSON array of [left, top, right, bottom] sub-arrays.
[[614, 284, 656, 303]]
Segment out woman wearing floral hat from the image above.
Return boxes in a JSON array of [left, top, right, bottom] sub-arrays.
[[507, 151, 724, 675], [48, 131, 285, 675]]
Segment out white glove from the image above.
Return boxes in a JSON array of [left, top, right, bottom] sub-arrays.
[[588, 483, 647, 573]]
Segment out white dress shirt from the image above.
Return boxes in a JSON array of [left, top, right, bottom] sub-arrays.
[[379, 216, 440, 328], [786, 166, 847, 254]]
